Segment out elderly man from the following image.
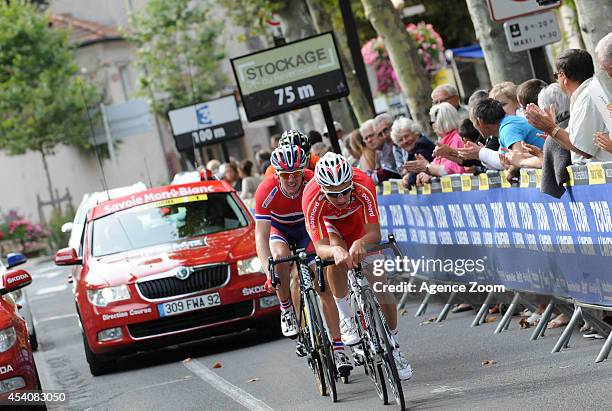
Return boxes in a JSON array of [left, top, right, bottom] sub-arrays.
[[525, 49, 612, 163], [367, 113, 402, 184], [431, 84, 469, 120]]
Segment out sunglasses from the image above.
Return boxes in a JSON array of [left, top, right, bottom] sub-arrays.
[[322, 184, 353, 198], [277, 170, 303, 180], [433, 95, 453, 105], [553, 71, 563, 80]]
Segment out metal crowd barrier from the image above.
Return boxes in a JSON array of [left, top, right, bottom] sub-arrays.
[[375, 162, 612, 363]]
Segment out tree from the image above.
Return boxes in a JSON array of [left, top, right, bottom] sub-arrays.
[[574, 0, 612, 57], [0, 0, 97, 207], [464, 0, 533, 86], [127, 0, 226, 117], [360, 0, 433, 136]]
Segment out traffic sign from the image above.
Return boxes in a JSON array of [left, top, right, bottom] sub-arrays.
[[167, 95, 244, 151], [487, 0, 560, 22], [230, 32, 349, 122], [503, 11, 561, 52]]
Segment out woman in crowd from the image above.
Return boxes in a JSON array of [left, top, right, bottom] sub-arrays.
[[238, 159, 261, 200], [404, 103, 465, 186], [389, 117, 435, 188], [489, 81, 521, 116], [349, 129, 376, 172], [219, 162, 242, 191]]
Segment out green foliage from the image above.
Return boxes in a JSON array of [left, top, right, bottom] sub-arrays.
[[126, 0, 227, 117], [47, 205, 75, 251], [0, 0, 98, 157], [218, 0, 284, 38]]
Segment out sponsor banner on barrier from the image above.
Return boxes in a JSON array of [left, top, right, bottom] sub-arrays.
[[377, 176, 612, 307]]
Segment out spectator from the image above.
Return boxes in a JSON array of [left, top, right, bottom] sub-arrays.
[[389, 117, 435, 188], [343, 138, 359, 166], [517, 79, 547, 110], [473, 98, 544, 151], [206, 159, 221, 177], [307, 130, 323, 147], [270, 134, 281, 150], [311, 142, 331, 157], [349, 129, 375, 172], [468, 89, 489, 108], [369, 113, 402, 183], [219, 162, 241, 191], [458, 118, 484, 145], [431, 84, 469, 120], [255, 150, 271, 175], [360, 118, 377, 151], [239, 159, 262, 200], [525, 49, 612, 163], [323, 121, 344, 141], [409, 103, 465, 186], [489, 81, 521, 116], [594, 33, 612, 153]]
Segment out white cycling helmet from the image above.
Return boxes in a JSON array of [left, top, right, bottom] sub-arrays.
[[315, 152, 353, 187]]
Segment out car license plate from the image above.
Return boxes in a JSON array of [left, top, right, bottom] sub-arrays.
[[157, 293, 221, 317]]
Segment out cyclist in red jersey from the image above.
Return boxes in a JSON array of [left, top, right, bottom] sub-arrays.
[[255, 142, 352, 375], [302, 152, 413, 380]]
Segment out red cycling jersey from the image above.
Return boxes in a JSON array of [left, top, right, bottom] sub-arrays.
[[255, 169, 314, 226], [302, 168, 379, 247]]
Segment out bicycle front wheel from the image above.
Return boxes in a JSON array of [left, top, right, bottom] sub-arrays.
[[364, 289, 405, 410], [308, 290, 337, 403], [303, 293, 327, 397]]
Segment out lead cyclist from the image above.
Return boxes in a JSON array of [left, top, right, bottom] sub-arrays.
[[254, 132, 353, 376], [302, 152, 413, 380]]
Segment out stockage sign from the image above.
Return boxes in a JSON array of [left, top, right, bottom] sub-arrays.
[[231, 32, 348, 121]]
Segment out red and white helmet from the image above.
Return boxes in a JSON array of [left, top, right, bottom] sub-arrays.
[[271, 144, 308, 172], [315, 152, 353, 187]]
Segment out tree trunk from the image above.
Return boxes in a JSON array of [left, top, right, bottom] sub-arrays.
[[574, 0, 612, 57], [360, 0, 433, 136], [465, 0, 534, 86], [304, 0, 375, 125], [40, 149, 56, 210], [557, 3, 585, 51]]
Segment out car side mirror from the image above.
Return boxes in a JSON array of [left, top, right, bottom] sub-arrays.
[[1, 269, 32, 295], [6, 252, 26, 268], [55, 247, 82, 266]]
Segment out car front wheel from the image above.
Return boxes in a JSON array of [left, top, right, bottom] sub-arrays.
[[82, 332, 116, 376]]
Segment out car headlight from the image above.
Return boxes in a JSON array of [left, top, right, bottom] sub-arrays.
[[87, 285, 130, 307], [0, 327, 17, 353], [237, 256, 264, 275]]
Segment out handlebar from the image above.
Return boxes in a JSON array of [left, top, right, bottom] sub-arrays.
[[267, 249, 317, 288], [314, 234, 400, 276]]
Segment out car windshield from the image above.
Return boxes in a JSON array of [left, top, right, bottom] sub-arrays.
[[91, 193, 248, 257]]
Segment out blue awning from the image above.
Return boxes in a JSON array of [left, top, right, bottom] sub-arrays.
[[449, 45, 484, 60]]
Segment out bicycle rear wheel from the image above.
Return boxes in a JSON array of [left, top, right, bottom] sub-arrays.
[[365, 289, 405, 410], [308, 291, 337, 402]]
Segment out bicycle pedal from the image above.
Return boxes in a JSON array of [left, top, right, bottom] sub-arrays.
[[352, 353, 365, 366], [337, 365, 352, 378]]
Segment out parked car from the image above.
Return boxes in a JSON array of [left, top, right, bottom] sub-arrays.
[[0, 253, 37, 351], [0, 266, 42, 399], [55, 179, 279, 376]]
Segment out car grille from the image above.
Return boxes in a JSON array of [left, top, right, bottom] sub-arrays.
[[127, 301, 254, 339], [137, 264, 229, 300]]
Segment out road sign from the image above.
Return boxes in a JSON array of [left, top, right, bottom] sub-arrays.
[[231, 32, 349, 122], [503, 11, 561, 52], [487, 0, 560, 22], [167, 95, 244, 151]]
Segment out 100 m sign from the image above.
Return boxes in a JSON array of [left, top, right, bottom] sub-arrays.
[[273, 84, 315, 106]]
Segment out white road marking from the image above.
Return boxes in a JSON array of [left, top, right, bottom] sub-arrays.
[[35, 284, 68, 296], [37, 313, 77, 323], [183, 359, 273, 411]]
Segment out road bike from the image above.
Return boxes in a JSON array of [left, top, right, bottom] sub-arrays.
[[315, 235, 406, 410], [268, 249, 340, 402]]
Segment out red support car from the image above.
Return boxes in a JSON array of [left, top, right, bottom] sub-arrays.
[[56, 180, 280, 375]]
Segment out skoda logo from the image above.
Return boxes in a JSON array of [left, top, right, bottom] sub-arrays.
[[175, 267, 191, 281]]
